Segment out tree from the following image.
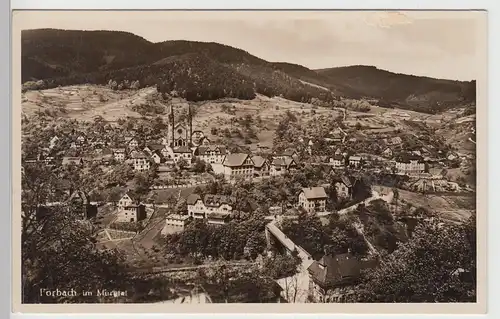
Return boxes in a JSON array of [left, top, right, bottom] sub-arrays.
[[21, 164, 134, 303], [177, 158, 189, 170], [350, 216, 476, 302], [244, 232, 266, 259], [132, 172, 151, 202], [261, 253, 301, 279], [392, 188, 400, 213]]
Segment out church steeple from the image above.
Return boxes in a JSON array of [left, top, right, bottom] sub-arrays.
[[169, 104, 174, 147], [187, 104, 193, 146]]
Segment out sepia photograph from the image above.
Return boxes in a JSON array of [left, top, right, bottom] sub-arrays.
[[12, 9, 487, 312]]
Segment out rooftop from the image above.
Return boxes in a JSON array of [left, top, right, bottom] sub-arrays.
[[166, 214, 191, 221], [173, 146, 192, 153], [307, 253, 361, 288], [272, 157, 296, 167], [251, 155, 267, 168], [223, 153, 251, 167], [301, 187, 328, 200]]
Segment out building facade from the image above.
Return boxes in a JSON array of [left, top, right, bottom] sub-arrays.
[[222, 153, 255, 181], [116, 204, 147, 223], [298, 187, 328, 213], [194, 145, 227, 164], [395, 154, 426, 174], [131, 151, 150, 171]]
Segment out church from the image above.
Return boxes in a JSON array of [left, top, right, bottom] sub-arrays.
[[162, 104, 210, 149]]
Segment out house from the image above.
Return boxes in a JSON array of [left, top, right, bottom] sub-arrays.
[[94, 148, 114, 165], [252, 155, 270, 178], [127, 137, 139, 149], [207, 212, 231, 226], [334, 148, 342, 156], [332, 175, 354, 200], [118, 193, 137, 210], [382, 147, 393, 158], [49, 136, 59, 149], [130, 151, 150, 171], [384, 136, 403, 146], [151, 151, 166, 164], [112, 148, 126, 162], [307, 253, 362, 303], [199, 136, 211, 146], [116, 204, 147, 223], [172, 146, 193, 165], [273, 148, 298, 161], [69, 141, 77, 149], [68, 190, 98, 220], [395, 154, 426, 174], [144, 144, 165, 156], [162, 214, 192, 234], [62, 157, 84, 166], [348, 156, 363, 168], [298, 187, 328, 213], [329, 130, 344, 143], [186, 194, 234, 223], [76, 135, 86, 144], [329, 155, 345, 168], [270, 157, 297, 177], [222, 153, 255, 181], [194, 145, 227, 164]]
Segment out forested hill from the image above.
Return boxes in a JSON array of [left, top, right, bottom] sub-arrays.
[[22, 28, 476, 112], [317, 66, 476, 113]]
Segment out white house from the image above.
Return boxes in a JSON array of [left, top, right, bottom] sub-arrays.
[[329, 155, 344, 168], [252, 155, 270, 178], [298, 187, 328, 213], [112, 148, 126, 162], [162, 214, 192, 234], [194, 145, 227, 164], [382, 148, 393, 158], [222, 153, 255, 181], [130, 151, 150, 171], [144, 143, 165, 156], [116, 204, 146, 223], [270, 157, 297, 177], [333, 175, 353, 200], [127, 137, 139, 149], [186, 194, 234, 225], [348, 156, 363, 168], [395, 154, 425, 174], [118, 193, 136, 210], [172, 146, 193, 165], [151, 151, 166, 164]]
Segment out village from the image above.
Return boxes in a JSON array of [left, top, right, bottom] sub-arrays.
[[20, 91, 477, 304]]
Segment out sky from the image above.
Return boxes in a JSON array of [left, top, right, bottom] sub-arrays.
[[14, 10, 486, 81]]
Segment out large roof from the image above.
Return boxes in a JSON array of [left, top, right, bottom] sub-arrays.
[[251, 155, 268, 168], [173, 146, 192, 154], [186, 194, 234, 208], [130, 151, 148, 159], [307, 253, 361, 288], [396, 154, 424, 163], [146, 144, 165, 151], [223, 153, 251, 167], [301, 187, 328, 200], [271, 157, 296, 167], [195, 145, 227, 156]]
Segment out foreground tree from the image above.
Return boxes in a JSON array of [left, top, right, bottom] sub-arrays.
[[349, 216, 476, 302]]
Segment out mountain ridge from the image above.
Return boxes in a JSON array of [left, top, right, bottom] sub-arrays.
[[21, 28, 476, 113]]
